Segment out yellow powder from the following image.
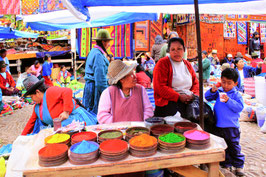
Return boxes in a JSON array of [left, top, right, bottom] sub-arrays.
[[46, 134, 70, 144]]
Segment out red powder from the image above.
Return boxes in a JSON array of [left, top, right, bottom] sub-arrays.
[[39, 144, 68, 158], [100, 139, 128, 153], [151, 125, 174, 134], [72, 132, 97, 142]]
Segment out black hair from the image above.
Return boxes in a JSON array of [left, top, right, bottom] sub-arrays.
[[168, 37, 185, 52], [34, 60, 39, 66], [234, 58, 243, 68], [136, 65, 145, 73], [44, 54, 51, 62], [114, 80, 122, 89], [221, 68, 239, 83], [96, 40, 110, 58], [253, 31, 259, 38], [32, 83, 47, 94], [0, 49, 7, 54], [60, 65, 66, 70]]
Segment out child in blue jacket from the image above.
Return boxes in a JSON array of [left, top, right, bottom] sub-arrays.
[[205, 68, 245, 176]]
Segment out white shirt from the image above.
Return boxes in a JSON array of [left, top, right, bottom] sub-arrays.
[[238, 69, 244, 86], [169, 57, 192, 95]]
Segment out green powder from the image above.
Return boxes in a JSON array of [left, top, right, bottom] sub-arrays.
[[159, 132, 185, 143], [100, 132, 122, 139]]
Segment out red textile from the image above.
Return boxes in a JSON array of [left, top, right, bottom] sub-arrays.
[[43, 76, 53, 87], [251, 58, 263, 68], [0, 0, 20, 15], [0, 72, 16, 90], [153, 56, 199, 107], [21, 87, 78, 135], [136, 71, 151, 88]]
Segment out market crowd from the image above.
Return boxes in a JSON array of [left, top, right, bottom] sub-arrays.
[[0, 29, 265, 177]]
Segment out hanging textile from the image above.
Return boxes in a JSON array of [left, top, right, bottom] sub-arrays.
[[237, 22, 247, 44], [200, 14, 225, 23], [224, 21, 236, 38], [77, 28, 91, 59], [0, 0, 20, 15], [249, 22, 259, 38], [39, 0, 66, 13], [260, 24, 266, 43], [22, 0, 39, 15], [135, 21, 150, 52], [150, 17, 163, 51]]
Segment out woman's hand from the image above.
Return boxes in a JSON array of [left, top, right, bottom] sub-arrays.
[[59, 111, 69, 121], [179, 94, 191, 104]]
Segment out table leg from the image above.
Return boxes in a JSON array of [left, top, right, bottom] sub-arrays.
[[208, 162, 219, 177]]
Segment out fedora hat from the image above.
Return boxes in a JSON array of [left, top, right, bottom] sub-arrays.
[[23, 75, 45, 97], [107, 60, 137, 85], [92, 29, 113, 41], [0, 61, 7, 69]]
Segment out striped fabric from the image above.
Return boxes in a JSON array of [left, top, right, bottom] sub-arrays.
[[0, 0, 20, 15], [146, 89, 155, 109]]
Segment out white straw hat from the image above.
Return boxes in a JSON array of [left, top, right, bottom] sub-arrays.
[[227, 54, 233, 58], [107, 60, 137, 85]]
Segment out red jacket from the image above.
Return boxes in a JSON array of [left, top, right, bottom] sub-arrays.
[[22, 86, 78, 135], [153, 56, 199, 107], [0, 72, 16, 90], [136, 71, 151, 88]]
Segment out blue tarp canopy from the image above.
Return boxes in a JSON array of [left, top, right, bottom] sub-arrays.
[[62, 0, 263, 21], [0, 26, 39, 39]]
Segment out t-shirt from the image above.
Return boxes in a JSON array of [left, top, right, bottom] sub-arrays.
[[238, 69, 244, 86], [169, 57, 192, 95]]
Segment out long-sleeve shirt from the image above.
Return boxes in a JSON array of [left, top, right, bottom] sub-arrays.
[[42, 61, 53, 76], [202, 58, 211, 80], [0, 71, 15, 90], [22, 87, 77, 135], [205, 87, 244, 128], [97, 86, 154, 124]]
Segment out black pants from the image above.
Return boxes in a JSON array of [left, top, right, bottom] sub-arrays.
[[154, 101, 187, 118]]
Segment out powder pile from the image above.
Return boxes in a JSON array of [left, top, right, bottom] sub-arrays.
[[72, 140, 99, 154], [184, 130, 209, 140], [159, 133, 185, 143], [129, 134, 157, 147], [100, 132, 122, 139], [46, 134, 70, 144]]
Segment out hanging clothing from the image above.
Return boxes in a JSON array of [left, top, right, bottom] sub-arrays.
[[21, 86, 97, 135], [97, 85, 153, 124], [83, 46, 109, 114]]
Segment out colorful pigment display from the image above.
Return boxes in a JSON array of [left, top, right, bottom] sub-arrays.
[[71, 140, 99, 154], [159, 133, 185, 143]]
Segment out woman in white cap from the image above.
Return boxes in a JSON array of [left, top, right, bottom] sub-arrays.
[[83, 29, 113, 115], [209, 49, 220, 66], [97, 60, 153, 124]]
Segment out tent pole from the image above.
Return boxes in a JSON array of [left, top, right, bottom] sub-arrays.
[[194, 0, 204, 129]]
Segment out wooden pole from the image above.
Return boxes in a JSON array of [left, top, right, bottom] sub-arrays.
[[194, 0, 204, 129]]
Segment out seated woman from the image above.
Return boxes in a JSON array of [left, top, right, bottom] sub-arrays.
[[21, 75, 97, 135], [57, 65, 71, 87], [27, 60, 42, 80], [97, 60, 153, 124], [153, 37, 199, 118], [235, 58, 262, 92], [0, 61, 20, 96], [135, 65, 151, 88]]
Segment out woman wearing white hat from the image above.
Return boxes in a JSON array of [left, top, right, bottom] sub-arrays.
[[83, 29, 113, 115], [97, 60, 153, 123]]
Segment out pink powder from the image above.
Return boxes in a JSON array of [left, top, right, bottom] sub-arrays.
[[184, 130, 210, 140]]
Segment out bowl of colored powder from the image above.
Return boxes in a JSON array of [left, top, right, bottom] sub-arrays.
[[45, 133, 70, 146], [98, 130, 123, 143], [174, 122, 197, 134], [158, 132, 186, 146], [145, 117, 164, 128], [150, 124, 174, 137], [70, 140, 99, 155], [183, 130, 210, 143], [39, 144, 68, 159], [129, 134, 157, 150], [125, 127, 150, 141], [100, 139, 128, 155], [71, 131, 97, 145]]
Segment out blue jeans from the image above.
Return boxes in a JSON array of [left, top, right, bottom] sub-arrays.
[[82, 80, 101, 114]]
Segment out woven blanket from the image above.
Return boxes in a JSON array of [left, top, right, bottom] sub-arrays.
[[237, 22, 247, 44], [0, 0, 20, 15]]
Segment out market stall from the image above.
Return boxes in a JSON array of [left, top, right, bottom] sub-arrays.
[[6, 122, 226, 177]]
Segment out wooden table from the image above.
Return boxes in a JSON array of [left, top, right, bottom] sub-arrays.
[[23, 147, 224, 177]]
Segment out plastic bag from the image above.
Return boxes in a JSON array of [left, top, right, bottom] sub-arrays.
[[16, 72, 28, 90], [0, 157, 6, 177]]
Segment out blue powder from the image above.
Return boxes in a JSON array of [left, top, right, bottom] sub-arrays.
[[72, 140, 99, 154]]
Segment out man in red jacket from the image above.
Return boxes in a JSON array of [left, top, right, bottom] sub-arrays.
[[21, 75, 97, 135], [0, 61, 20, 96]]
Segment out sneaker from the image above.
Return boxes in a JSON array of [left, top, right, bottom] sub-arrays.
[[235, 168, 245, 177]]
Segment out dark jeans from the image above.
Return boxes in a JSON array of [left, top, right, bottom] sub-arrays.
[[215, 127, 245, 168], [154, 101, 187, 118]]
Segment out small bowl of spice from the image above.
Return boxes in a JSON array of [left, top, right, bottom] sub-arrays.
[[174, 122, 197, 134], [125, 126, 150, 141], [98, 130, 123, 143], [150, 124, 174, 138]]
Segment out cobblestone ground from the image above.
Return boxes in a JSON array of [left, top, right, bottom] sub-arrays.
[[0, 107, 265, 176]]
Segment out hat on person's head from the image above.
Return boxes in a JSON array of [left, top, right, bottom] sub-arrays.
[[107, 60, 137, 85], [23, 75, 44, 97], [251, 52, 259, 57], [212, 49, 217, 54], [0, 61, 7, 69], [236, 52, 243, 58], [92, 29, 113, 41], [227, 54, 233, 58], [202, 50, 207, 55]]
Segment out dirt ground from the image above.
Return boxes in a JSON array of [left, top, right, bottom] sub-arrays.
[[0, 105, 265, 177]]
